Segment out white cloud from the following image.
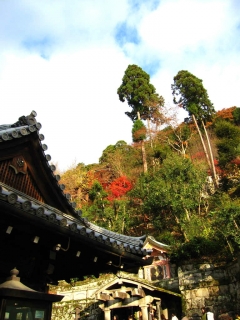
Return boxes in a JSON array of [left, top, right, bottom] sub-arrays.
[[140, 0, 228, 53]]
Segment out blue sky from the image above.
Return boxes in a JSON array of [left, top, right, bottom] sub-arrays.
[[0, 0, 240, 171]]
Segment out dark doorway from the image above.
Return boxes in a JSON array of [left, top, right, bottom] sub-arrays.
[[112, 306, 139, 320]]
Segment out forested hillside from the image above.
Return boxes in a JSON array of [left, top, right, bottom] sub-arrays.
[[59, 66, 240, 263]]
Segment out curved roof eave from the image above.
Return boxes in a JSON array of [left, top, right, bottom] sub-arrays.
[[0, 182, 150, 259], [143, 236, 171, 253]]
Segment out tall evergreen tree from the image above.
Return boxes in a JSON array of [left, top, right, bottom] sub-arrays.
[[117, 64, 164, 122], [172, 70, 218, 187], [117, 64, 164, 173]]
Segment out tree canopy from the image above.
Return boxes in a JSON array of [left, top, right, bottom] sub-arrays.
[[117, 64, 164, 122], [172, 70, 215, 123]]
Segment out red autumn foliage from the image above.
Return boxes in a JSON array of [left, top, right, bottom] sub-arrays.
[[107, 176, 133, 201], [231, 158, 240, 166], [88, 166, 117, 189]]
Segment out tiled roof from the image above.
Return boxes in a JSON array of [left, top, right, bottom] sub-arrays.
[[0, 182, 149, 256]]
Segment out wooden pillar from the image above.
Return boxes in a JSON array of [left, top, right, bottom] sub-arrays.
[[165, 261, 171, 278], [104, 308, 111, 320], [156, 301, 161, 320], [140, 305, 149, 320], [75, 307, 81, 320]]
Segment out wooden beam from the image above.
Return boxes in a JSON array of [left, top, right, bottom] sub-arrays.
[[112, 291, 130, 299], [96, 293, 114, 301], [132, 287, 145, 297]]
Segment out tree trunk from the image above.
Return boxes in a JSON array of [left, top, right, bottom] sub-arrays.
[[137, 111, 148, 173], [202, 120, 219, 188], [174, 214, 188, 241], [121, 205, 126, 233], [147, 118, 153, 148], [141, 140, 148, 173], [192, 115, 212, 173]]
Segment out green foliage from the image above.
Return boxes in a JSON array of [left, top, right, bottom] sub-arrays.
[[83, 175, 135, 233], [165, 124, 191, 144], [170, 236, 225, 263], [181, 124, 192, 140], [214, 120, 240, 168], [154, 230, 177, 246], [99, 140, 142, 178], [208, 193, 240, 253], [156, 124, 192, 158], [103, 201, 130, 233], [216, 141, 238, 168], [60, 162, 88, 208], [151, 144, 170, 163], [89, 181, 107, 202], [99, 140, 129, 163], [181, 215, 211, 239], [233, 107, 240, 125], [130, 153, 208, 240], [117, 64, 164, 122], [87, 181, 109, 220], [214, 119, 240, 139], [83, 199, 134, 234], [132, 119, 146, 142], [172, 70, 215, 123], [99, 144, 116, 163]]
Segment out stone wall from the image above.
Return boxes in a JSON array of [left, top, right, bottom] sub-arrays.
[[178, 254, 240, 319]]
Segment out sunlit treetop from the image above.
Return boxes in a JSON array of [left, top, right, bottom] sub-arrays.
[[172, 70, 215, 123], [117, 64, 164, 122]]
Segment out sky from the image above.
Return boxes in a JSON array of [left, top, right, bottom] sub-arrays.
[[1, 0, 240, 172]]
